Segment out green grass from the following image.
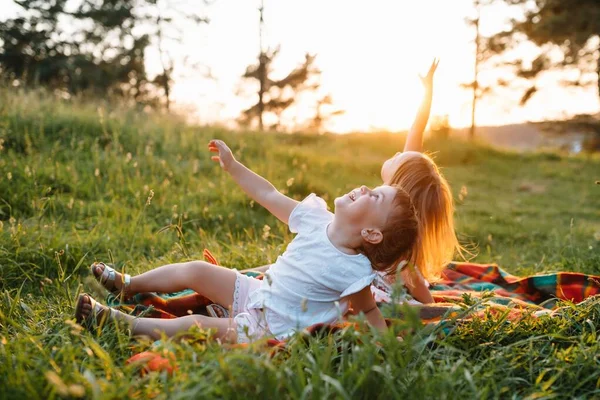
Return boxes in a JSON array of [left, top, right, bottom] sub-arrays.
[[1, 87, 600, 399]]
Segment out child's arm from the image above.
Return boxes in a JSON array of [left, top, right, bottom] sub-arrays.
[[209, 140, 298, 224], [403, 58, 439, 153], [400, 267, 434, 304], [347, 286, 387, 332]]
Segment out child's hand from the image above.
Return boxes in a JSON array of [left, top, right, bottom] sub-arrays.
[[419, 58, 439, 89], [208, 140, 236, 171]]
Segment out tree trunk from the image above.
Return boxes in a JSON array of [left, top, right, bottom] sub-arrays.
[[470, 1, 480, 141], [258, 54, 265, 131], [164, 76, 170, 112], [157, 15, 170, 112], [597, 43, 600, 111], [258, 0, 265, 131]]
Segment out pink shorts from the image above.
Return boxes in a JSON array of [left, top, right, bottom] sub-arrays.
[[232, 272, 270, 343]]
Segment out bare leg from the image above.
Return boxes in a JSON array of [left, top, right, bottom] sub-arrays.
[[94, 261, 237, 308], [128, 314, 236, 341], [78, 294, 237, 342]]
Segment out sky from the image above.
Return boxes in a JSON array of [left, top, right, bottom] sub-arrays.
[[3, 0, 599, 132]]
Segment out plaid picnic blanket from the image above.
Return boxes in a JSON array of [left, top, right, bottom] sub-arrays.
[[114, 250, 600, 371], [432, 262, 600, 306], [109, 249, 600, 331]]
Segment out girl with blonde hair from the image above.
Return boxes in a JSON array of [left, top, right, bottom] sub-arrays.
[[244, 59, 460, 304], [374, 59, 460, 303]]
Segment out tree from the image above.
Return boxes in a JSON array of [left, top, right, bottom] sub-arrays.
[[240, 51, 321, 130], [0, 0, 209, 108], [487, 0, 600, 109], [461, 0, 495, 139], [307, 94, 345, 134], [238, 0, 321, 131], [0, 0, 147, 100], [146, 1, 210, 111]]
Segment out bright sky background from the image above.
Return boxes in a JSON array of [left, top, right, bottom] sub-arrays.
[[3, 0, 599, 132]]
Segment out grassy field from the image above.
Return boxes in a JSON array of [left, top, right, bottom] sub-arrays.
[[1, 88, 600, 399]]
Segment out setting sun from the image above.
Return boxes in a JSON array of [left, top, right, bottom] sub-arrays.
[[166, 0, 478, 132]]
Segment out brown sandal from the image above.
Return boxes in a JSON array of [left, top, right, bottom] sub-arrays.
[[74, 293, 115, 328], [206, 304, 229, 318], [91, 262, 131, 298]]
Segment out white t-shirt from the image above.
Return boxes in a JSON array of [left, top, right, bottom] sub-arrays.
[[246, 194, 376, 338]]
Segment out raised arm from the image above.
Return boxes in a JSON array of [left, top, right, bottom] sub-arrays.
[[209, 140, 298, 224], [403, 58, 439, 153]]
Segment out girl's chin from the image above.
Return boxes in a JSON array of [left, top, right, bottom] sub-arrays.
[[334, 196, 351, 209]]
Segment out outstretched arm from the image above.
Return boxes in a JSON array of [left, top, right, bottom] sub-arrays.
[[209, 140, 298, 224], [403, 58, 439, 153]]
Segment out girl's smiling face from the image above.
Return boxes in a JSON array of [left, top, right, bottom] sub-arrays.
[[334, 185, 398, 238]]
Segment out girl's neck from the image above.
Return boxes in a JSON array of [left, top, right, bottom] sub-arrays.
[[326, 219, 360, 255]]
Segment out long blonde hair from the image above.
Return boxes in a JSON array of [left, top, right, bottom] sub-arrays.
[[388, 152, 460, 281]]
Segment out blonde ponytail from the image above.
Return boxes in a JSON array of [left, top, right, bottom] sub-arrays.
[[388, 152, 461, 281]]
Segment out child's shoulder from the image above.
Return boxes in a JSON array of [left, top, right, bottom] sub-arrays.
[[297, 193, 328, 210], [292, 193, 330, 220], [289, 194, 332, 234]]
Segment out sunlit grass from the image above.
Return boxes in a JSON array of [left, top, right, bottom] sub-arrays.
[[1, 87, 600, 398]]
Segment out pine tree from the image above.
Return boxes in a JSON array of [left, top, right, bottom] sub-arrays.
[[308, 95, 345, 134], [0, 0, 208, 107], [240, 51, 320, 131], [239, 1, 321, 131], [461, 0, 495, 140], [487, 0, 600, 109]]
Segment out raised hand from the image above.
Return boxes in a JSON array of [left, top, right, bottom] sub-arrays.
[[419, 58, 439, 89], [208, 139, 236, 171]]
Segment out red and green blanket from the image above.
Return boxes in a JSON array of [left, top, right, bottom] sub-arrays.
[[110, 250, 600, 373], [108, 249, 600, 332]]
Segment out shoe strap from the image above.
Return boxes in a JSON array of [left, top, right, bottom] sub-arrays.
[[99, 263, 116, 286], [122, 274, 131, 290], [92, 299, 113, 321]]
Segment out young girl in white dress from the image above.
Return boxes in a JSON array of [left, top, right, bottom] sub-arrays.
[[76, 139, 419, 343], [235, 59, 460, 306]]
